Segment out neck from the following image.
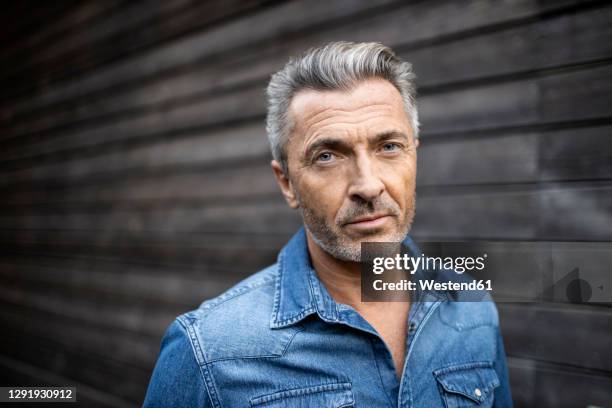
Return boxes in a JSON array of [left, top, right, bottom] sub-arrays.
[[305, 230, 409, 314]]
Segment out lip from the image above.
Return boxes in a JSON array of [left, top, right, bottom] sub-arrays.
[[345, 213, 392, 230]]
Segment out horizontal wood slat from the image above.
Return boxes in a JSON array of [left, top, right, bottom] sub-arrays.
[[500, 304, 612, 372], [508, 357, 612, 407]]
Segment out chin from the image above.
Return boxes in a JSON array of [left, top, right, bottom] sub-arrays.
[[345, 228, 404, 244]]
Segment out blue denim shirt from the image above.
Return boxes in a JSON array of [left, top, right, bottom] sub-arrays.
[[144, 228, 512, 407]]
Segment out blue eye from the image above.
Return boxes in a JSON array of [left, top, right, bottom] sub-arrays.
[[382, 143, 399, 151], [316, 152, 334, 162]]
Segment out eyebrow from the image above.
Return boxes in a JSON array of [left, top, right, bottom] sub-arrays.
[[303, 130, 410, 161], [303, 137, 351, 160], [370, 130, 410, 145]]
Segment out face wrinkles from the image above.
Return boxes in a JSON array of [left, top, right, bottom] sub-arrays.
[[296, 103, 402, 161], [284, 78, 417, 262]]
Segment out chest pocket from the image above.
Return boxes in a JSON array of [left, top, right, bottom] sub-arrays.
[[249, 382, 354, 408], [433, 362, 500, 408]]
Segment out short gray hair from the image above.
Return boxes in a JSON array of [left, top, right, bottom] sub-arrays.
[[265, 41, 419, 174]]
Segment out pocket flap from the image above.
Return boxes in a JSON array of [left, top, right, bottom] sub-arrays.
[[433, 361, 500, 404], [250, 382, 354, 407]]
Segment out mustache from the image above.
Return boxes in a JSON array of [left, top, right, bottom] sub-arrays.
[[336, 198, 401, 225]]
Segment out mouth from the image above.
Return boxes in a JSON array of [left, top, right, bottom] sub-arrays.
[[344, 213, 392, 231]]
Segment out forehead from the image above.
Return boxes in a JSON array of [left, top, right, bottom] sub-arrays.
[[288, 78, 408, 135]]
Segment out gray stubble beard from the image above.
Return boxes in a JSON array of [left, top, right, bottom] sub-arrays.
[[298, 194, 416, 262]]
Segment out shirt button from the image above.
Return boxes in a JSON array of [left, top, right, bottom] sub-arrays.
[[474, 388, 482, 397], [408, 322, 416, 333]]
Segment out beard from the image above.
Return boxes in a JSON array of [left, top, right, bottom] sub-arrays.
[[297, 192, 416, 262]]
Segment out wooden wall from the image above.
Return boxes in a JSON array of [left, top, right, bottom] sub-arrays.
[[1, 1, 611, 406]]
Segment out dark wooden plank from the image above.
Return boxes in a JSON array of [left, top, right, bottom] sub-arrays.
[[0, 2, 79, 51], [0, 256, 239, 309], [538, 184, 612, 241], [0, 0, 191, 71], [0, 353, 138, 408], [1, 85, 267, 161], [0, 122, 271, 189], [540, 124, 612, 181], [0, 1, 124, 66], [413, 183, 612, 240], [0, 271, 184, 333], [0, 161, 276, 208], [0, 0, 270, 101], [500, 303, 612, 372], [419, 123, 612, 186], [0, 220, 289, 269], [508, 357, 612, 407], [0, 330, 151, 404], [0, 197, 298, 237], [420, 63, 612, 136], [410, 3, 612, 89]]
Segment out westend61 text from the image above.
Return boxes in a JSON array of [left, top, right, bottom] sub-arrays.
[[372, 279, 493, 292]]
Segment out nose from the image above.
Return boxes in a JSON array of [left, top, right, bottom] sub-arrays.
[[347, 154, 385, 203]]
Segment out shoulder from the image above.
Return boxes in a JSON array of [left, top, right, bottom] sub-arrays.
[[174, 263, 299, 364], [436, 298, 500, 331], [192, 263, 278, 318], [426, 267, 500, 330]]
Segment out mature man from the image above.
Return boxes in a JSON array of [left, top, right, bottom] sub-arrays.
[[144, 41, 512, 407]]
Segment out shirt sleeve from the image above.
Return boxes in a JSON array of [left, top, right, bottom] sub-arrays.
[[143, 318, 213, 407], [493, 325, 513, 407]]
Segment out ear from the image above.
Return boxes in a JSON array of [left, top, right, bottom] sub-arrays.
[[414, 137, 420, 149], [271, 160, 299, 209]]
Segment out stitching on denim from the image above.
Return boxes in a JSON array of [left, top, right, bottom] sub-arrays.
[[432, 360, 496, 376], [432, 360, 500, 403], [199, 358, 223, 408], [433, 363, 500, 404], [193, 269, 276, 320], [307, 265, 336, 322], [202, 324, 305, 364], [281, 324, 305, 356], [177, 316, 222, 408], [270, 250, 284, 325], [178, 316, 205, 365], [271, 249, 322, 327], [368, 337, 396, 408], [400, 300, 443, 407], [249, 382, 352, 406], [273, 306, 317, 326], [204, 353, 288, 364]]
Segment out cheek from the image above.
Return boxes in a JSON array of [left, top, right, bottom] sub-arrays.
[[298, 174, 346, 219], [384, 161, 417, 206]]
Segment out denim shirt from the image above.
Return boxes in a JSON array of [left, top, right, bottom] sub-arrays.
[[144, 228, 512, 407]]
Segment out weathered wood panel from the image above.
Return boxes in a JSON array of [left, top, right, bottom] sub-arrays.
[[508, 357, 612, 408]]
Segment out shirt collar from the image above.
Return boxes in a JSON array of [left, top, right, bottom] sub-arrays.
[[270, 227, 443, 329]]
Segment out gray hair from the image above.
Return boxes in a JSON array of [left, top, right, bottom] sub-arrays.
[[265, 41, 419, 174]]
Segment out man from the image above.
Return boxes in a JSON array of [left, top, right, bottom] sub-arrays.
[[143, 41, 512, 407]]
